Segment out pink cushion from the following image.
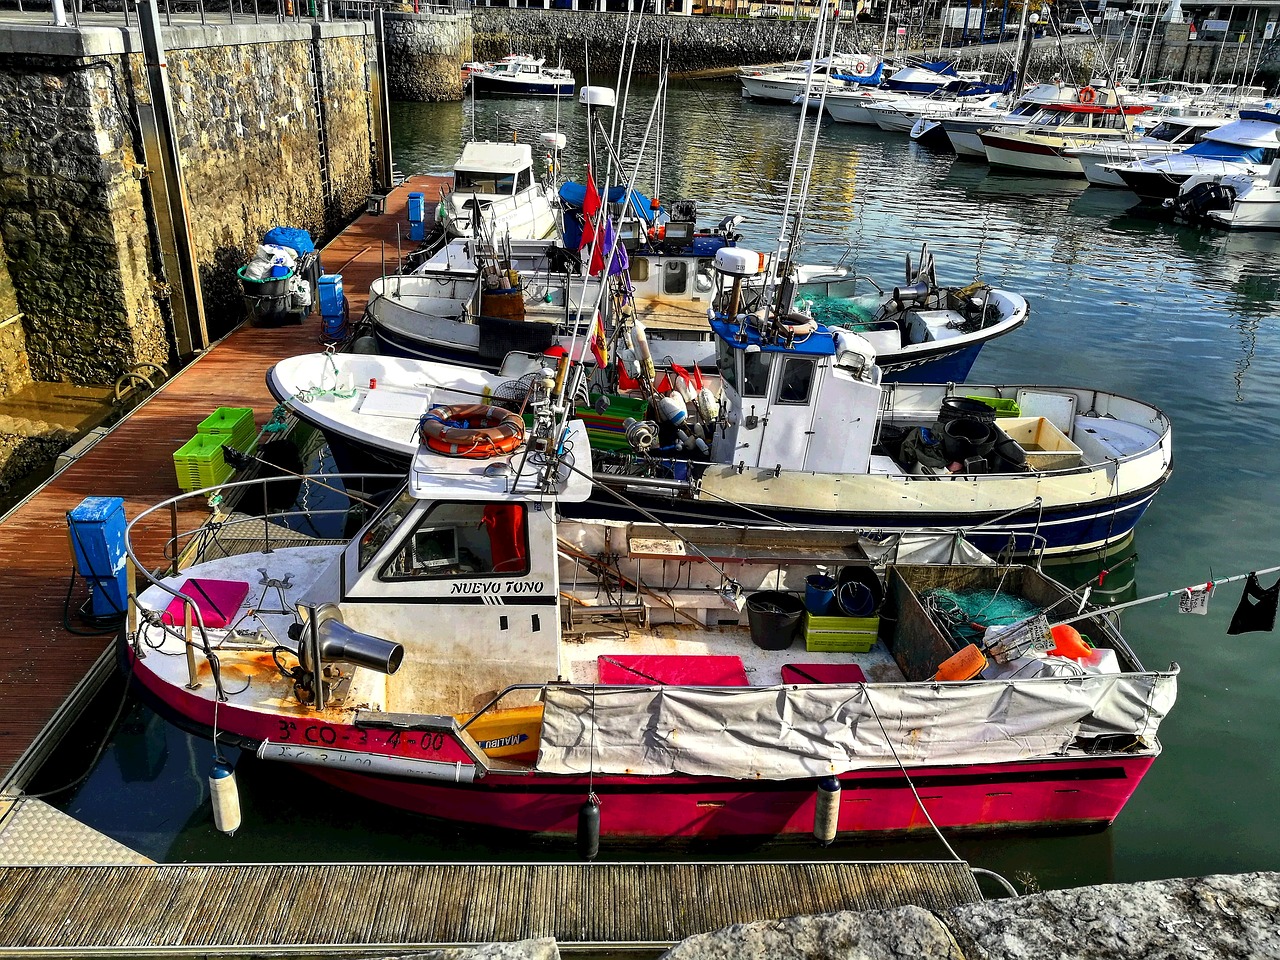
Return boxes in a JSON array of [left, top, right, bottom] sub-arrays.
[[597, 654, 749, 687], [160, 578, 250, 628], [782, 663, 867, 685]]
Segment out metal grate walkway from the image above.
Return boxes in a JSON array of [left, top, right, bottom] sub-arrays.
[[0, 860, 981, 953]]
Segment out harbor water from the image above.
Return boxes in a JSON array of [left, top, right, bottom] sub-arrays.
[[34, 82, 1280, 891]]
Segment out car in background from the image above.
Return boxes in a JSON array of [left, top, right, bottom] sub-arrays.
[[1071, 15, 1095, 33]]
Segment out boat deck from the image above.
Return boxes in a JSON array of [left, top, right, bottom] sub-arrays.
[[0, 860, 984, 952], [0, 175, 449, 786]]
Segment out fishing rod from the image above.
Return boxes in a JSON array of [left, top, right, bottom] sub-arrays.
[[1051, 562, 1280, 629]]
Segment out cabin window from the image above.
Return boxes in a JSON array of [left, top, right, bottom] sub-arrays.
[[775, 357, 816, 405], [663, 259, 688, 295], [515, 168, 532, 192], [741, 350, 774, 398], [359, 488, 418, 570], [717, 338, 739, 393], [380, 502, 529, 581], [631, 257, 651, 282]]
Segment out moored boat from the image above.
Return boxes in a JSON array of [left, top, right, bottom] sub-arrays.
[[272, 257, 1165, 560], [436, 141, 560, 241], [1166, 158, 1280, 230], [1109, 110, 1280, 202], [981, 92, 1153, 176], [470, 55, 574, 98], [1069, 114, 1231, 187], [123, 429, 1177, 842]]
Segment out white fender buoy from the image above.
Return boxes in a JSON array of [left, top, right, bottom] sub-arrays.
[[697, 387, 720, 421], [209, 760, 242, 836], [814, 776, 840, 846], [656, 394, 687, 426]]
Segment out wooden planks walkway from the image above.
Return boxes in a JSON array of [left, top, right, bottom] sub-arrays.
[[0, 175, 448, 783], [0, 861, 982, 953]]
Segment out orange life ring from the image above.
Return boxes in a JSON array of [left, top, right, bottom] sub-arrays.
[[1078, 86, 1097, 105], [419, 404, 525, 458], [779, 312, 818, 337]]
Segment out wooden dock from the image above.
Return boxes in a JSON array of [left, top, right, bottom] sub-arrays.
[[0, 860, 982, 953], [0, 175, 448, 785]]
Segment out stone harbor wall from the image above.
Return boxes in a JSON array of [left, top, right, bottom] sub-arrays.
[[385, 12, 475, 101], [471, 9, 848, 75], [0, 233, 32, 400], [0, 50, 169, 387], [0, 19, 385, 393], [470, 10, 1278, 88]]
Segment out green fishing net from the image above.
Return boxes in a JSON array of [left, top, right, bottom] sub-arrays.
[[920, 588, 1044, 648], [794, 294, 880, 331]]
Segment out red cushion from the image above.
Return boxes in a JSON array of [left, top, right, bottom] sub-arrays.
[[782, 663, 867, 685], [597, 654, 749, 686], [160, 578, 250, 628]]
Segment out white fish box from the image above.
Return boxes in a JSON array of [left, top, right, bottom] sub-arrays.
[[999, 417, 1083, 471]]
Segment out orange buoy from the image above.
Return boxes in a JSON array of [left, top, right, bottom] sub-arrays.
[[1078, 86, 1097, 105], [932, 643, 987, 682], [1048, 624, 1093, 659], [419, 404, 525, 458]]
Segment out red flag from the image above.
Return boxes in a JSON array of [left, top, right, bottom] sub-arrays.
[[578, 167, 600, 252], [617, 358, 639, 391]]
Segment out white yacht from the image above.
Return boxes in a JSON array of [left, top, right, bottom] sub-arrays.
[[470, 56, 574, 98], [738, 54, 880, 103], [1069, 115, 1231, 186]]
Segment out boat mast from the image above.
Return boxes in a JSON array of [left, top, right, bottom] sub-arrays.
[[764, 1, 830, 317]]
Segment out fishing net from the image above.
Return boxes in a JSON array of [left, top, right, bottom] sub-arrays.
[[794, 294, 880, 331], [920, 587, 1051, 660]]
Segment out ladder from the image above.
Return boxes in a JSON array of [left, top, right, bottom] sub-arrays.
[[308, 39, 334, 222]]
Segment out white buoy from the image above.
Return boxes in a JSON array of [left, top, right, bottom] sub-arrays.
[[209, 760, 242, 836], [813, 776, 840, 846], [656, 394, 687, 426], [697, 387, 720, 421]]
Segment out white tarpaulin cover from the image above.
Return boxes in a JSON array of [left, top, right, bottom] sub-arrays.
[[535, 673, 1178, 779]]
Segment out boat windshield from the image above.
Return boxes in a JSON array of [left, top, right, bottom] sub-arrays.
[[456, 170, 525, 194]]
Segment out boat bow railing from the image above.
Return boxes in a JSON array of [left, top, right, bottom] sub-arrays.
[[125, 471, 402, 695]]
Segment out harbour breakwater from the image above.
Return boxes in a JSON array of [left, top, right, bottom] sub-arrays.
[[412, 871, 1280, 959]]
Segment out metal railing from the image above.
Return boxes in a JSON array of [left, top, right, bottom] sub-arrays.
[[34, 0, 462, 29]]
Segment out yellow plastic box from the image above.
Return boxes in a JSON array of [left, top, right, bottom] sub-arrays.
[[803, 613, 880, 653]]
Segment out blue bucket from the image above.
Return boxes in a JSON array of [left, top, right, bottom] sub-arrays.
[[836, 581, 876, 618], [804, 574, 837, 615]]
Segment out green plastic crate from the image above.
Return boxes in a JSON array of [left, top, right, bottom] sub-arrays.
[[803, 613, 880, 653], [965, 395, 1021, 418], [173, 433, 235, 492], [197, 406, 257, 455], [520, 395, 650, 452]]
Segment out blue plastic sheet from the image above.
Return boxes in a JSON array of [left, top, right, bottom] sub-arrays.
[[263, 226, 315, 255]]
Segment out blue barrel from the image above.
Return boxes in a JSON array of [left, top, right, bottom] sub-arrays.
[[804, 574, 837, 615], [407, 191, 425, 224], [318, 274, 344, 317], [67, 497, 128, 619]]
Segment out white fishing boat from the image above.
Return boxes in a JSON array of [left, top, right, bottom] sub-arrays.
[[1109, 110, 1280, 202], [738, 54, 880, 103], [365, 234, 1028, 384], [436, 141, 560, 242], [1069, 114, 1232, 186], [469, 55, 574, 98], [272, 247, 1166, 558], [1167, 158, 1280, 230]]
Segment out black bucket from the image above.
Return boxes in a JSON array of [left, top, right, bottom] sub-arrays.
[[938, 396, 997, 425], [941, 417, 996, 463], [836, 565, 884, 613], [745, 591, 805, 650], [988, 433, 1028, 472]]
